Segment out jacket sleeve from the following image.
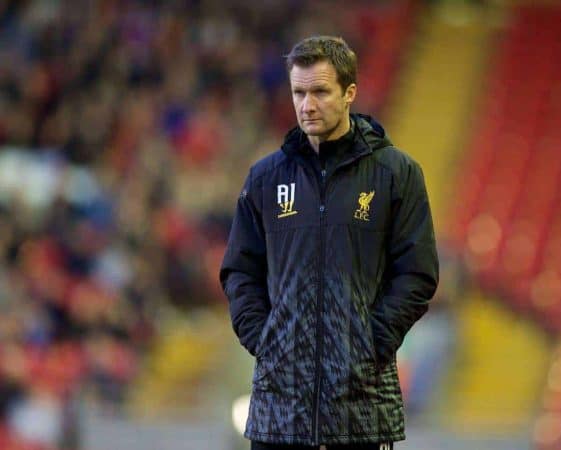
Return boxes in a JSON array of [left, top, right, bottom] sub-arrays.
[[219, 169, 270, 357], [371, 159, 439, 366]]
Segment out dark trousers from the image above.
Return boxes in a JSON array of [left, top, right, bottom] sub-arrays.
[[251, 442, 393, 450]]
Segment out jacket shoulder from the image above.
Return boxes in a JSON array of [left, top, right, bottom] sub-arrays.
[[374, 145, 420, 172], [249, 149, 288, 184], [372, 146, 424, 195]]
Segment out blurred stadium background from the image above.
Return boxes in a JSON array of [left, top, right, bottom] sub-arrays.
[[0, 0, 560, 449]]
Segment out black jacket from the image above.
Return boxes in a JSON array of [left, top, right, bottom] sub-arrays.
[[220, 114, 439, 445]]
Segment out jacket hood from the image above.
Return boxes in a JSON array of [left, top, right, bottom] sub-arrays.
[[281, 113, 392, 157]]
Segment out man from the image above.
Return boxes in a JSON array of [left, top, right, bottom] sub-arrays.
[[220, 36, 439, 450]]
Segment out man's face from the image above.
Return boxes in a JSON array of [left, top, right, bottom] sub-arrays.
[[289, 60, 356, 142]]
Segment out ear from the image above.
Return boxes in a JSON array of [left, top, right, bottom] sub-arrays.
[[344, 83, 357, 105]]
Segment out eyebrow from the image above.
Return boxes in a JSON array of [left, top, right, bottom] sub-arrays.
[[292, 83, 331, 90]]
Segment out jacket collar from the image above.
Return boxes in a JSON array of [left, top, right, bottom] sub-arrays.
[[281, 113, 392, 166]]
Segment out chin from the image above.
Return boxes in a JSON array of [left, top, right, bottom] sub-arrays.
[[302, 124, 325, 136]]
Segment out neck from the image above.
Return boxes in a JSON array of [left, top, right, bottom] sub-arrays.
[[308, 115, 351, 154]]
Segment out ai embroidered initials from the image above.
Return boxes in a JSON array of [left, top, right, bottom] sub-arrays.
[[354, 191, 375, 221], [277, 183, 298, 218]]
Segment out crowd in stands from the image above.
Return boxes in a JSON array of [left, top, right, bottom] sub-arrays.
[[0, 0, 414, 448]]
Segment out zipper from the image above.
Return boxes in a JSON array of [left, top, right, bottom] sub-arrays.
[[312, 168, 327, 444], [303, 143, 373, 443], [310, 157, 366, 443]]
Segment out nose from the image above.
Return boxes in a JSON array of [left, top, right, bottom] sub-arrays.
[[301, 93, 316, 114]]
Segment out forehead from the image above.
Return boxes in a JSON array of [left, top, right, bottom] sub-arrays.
[[289, 60, 338, 87]]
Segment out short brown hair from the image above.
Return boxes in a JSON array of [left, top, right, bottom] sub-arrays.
[[285, 36, 357, 92]]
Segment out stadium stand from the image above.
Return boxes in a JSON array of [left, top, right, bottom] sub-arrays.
[[447, 3, 561, 331], [443, 2, 561, 447], [447, 2, 561, 330], [384, 0, 492, 225], [385, 0, 552, 431]]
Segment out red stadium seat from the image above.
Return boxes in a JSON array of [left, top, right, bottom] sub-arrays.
[[448, 2, 561, 332]]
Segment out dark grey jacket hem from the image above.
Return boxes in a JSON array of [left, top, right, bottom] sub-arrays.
[[245, 429, 406, 445]]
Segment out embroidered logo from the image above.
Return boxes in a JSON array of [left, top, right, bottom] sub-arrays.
[[277, 183, 298, 218], [354, 191, 375, 221]]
